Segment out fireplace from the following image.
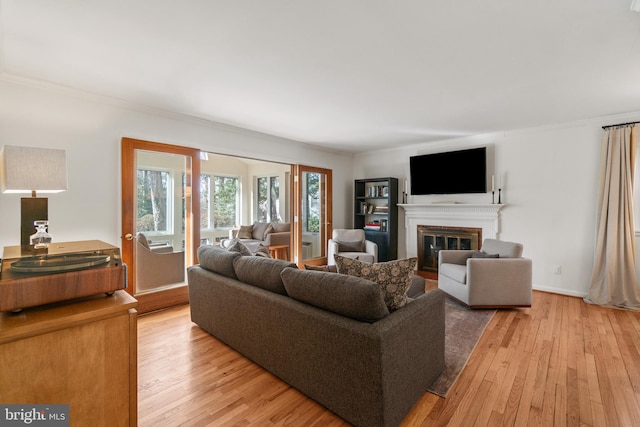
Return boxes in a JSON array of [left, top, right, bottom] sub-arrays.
[[399, 204, 505, 277], [417, 226, 482, 273]]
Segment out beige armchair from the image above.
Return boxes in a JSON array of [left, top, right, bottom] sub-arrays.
[[438, 238, 532, 308], [327, 229, 378, 266], [135, 233, 185, 291]]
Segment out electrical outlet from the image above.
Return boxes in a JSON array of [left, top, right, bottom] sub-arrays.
[[553, 265, 562, 274]]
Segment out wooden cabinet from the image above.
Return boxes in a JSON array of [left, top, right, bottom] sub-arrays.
[[0, 291, 138, 427], [354, 177, 398, 261]]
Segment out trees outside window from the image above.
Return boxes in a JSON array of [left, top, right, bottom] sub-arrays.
[[257, 175, 281, 223], [304, 172, 320, 232], [137, 169, 170, 233], [201, 174, 239, 229]]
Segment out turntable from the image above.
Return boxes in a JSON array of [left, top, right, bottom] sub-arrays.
[[0, 240, 127, 311]]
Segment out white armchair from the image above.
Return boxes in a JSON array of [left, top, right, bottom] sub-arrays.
[[438, 238, 532, 308], [327, 229, 378, 266]]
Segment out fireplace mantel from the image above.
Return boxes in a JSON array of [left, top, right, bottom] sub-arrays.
[[399, 204, 505, 258]]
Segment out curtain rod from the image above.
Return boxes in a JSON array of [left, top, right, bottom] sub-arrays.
[[602, 121, 640, 129]]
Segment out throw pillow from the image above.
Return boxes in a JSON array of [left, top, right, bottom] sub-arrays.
[[335, 239, 365, 252], [226, 239, 253, 256], [281, 268, 389, 323], [471, 250, 500, 258], [334, 255, 417, 311], [237, 225, 253, 240], [254, 245, 271, 258], [304, 264, 338, 273]]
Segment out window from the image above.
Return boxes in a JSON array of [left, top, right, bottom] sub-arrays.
[[137, 168, 171, 233], [257, 175, 281, 222], [303, 172, 320, 232], [201, 174, 239, 229]]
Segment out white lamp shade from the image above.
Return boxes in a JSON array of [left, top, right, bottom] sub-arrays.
[[0, 145, 68, 193]]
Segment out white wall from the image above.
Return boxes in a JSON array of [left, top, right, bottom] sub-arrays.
[[0, 78, 353, 251], [353, 115, 640, 297]]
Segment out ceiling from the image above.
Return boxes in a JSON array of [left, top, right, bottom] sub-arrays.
[[1, 1, 640, 152]]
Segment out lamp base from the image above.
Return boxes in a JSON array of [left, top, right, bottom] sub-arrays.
[[21, 197, 48, 248]]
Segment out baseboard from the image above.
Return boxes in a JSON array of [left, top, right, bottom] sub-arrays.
[[532, 285, 587, 298]]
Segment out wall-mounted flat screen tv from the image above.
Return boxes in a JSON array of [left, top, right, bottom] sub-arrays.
[[410, 147, 487, 195]]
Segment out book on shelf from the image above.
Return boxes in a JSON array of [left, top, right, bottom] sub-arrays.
[[367, 185, 389, 198], [373, 204, 388, 214], [364, 221, 381, 231]]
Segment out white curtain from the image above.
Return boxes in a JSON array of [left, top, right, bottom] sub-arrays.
[[585, 125, 640, 310]]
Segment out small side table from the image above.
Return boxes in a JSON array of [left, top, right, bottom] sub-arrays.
[[268, 245, 289, 260]]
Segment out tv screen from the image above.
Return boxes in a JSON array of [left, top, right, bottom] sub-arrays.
[[410, 147, 487, 195]]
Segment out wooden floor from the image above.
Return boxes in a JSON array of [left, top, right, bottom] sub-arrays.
[[138, 289, 640, 426]]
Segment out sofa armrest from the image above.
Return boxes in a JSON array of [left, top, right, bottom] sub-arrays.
[[364, 240, 378, 262], [327, 239, 339, 265], [263, 231, 290, 247], [467, 257, 533, 306], [438, 249, 473, 266]]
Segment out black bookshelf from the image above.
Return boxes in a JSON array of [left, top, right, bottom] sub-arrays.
[[354, 177, 398, 262]]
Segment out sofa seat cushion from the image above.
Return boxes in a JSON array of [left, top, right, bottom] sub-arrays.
[[281, 267, 389, 323], [334, 255, 417, 311], [198, 245, 241, 279], [233, 256, 297, 295], [439, 263, 468, 284]]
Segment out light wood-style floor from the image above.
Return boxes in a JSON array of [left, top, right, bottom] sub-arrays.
[[138, 289, 640, 426]]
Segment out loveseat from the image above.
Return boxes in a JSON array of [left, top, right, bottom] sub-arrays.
[[188, 246, 445, 427], [223, 221, 290, 253]]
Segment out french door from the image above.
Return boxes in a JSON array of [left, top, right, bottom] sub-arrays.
[[293, 165, 332, 266], [121, 137, 200, 313]]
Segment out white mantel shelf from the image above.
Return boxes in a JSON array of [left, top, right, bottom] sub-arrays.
[[398, 203, 505, 213], [399, 204, 506, 258]]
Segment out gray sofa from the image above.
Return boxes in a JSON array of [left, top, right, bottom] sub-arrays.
[[222, 221, 290, 253], [188, 246, 445, 427]]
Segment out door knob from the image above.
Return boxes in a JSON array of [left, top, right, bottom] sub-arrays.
[[124, 233, 134, 240]]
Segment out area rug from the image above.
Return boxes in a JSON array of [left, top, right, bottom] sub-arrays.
[[426, 297, 496, 397]]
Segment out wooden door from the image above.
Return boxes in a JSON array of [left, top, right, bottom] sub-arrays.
[[293, 165, 332, 266], [121, 137, 200, 313]]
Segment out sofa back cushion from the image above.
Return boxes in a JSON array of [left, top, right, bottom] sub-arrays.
[[198, 245, 241, 279], [271, 222, 290, 233], [281, 267, 389, 323], [481, 238, 523, 258], [237, 225, 253, 239], [252, 222, 269, 240], [233, 256, 297, 295]]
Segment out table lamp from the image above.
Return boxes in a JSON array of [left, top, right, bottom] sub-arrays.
[[0, 145, 68, 247]]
